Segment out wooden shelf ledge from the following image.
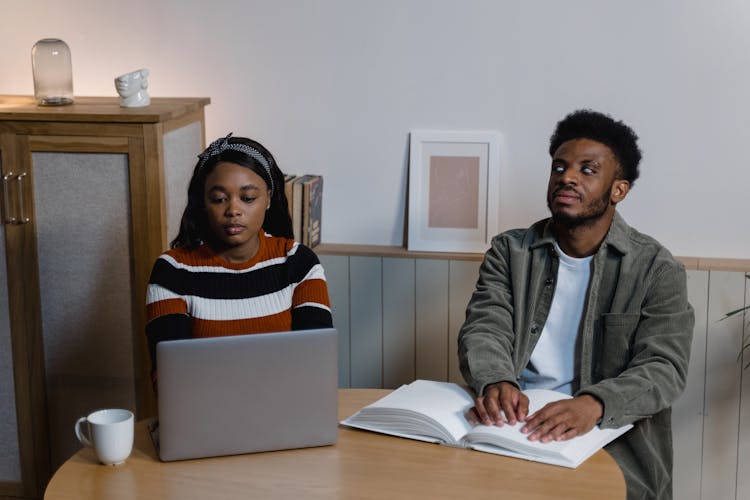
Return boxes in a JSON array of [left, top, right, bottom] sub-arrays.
[[315, 243, 750, 272]]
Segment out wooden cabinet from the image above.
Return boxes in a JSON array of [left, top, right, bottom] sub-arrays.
[[0, 96, 209, 498]]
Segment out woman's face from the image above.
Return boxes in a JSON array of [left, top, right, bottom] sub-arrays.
[[203, 162, 270, 262]]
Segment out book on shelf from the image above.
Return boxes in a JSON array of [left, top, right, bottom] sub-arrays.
[[291, 175, 312, 243], [301, 175, 323, 248], [283, 174, 297, 221], [340, 379, 632, 469]]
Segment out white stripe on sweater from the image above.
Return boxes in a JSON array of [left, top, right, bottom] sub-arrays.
[[294, 302, 332, 313], [147, 275, 329, 320], [148, 282, 294, 319], [158, 243, 300, 274]]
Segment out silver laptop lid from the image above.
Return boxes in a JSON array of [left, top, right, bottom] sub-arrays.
[[156, 328, 338, 461]]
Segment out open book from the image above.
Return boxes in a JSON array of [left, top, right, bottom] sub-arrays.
[[341, 380, 632, 468]]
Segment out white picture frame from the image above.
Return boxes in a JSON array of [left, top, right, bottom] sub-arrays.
[[407, 130, 504, 253]]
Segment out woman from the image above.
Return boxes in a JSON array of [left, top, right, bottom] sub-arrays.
[[145, 133, 332, 378]]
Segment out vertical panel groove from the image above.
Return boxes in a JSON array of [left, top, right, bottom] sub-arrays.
[[700, 271, 711, 499], [701, 271, 744, 499], [735, 271, 742, 498], [349, 256, 383, 387], [737, 273, 749, 499], [380, 257, 384, 387], [415, 260, 449, 381], [382, 258, 416, 388], [447, 263, 452, 379], [346, 257, 352, 387], [413, 262, 417, 379]]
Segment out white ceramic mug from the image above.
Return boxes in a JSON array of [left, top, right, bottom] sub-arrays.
[[75, 409, 134, 465]]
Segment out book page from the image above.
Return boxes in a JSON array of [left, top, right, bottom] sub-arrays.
[[463, 389, 632, 467], [342, 380, 474, 443]]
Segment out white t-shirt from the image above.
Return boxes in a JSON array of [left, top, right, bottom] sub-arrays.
[[519, 241, 592, 395]]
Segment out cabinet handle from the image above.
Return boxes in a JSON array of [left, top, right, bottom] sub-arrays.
[[2, 172, 16, 224], [16, 172, 30, 224]]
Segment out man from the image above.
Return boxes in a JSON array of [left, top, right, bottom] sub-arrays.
[[458, 109, 693, 500]]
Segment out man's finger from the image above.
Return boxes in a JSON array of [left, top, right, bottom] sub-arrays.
[[498, 383, 523, 425], [499, 394, 517, 425], [466, 407, 479, 425], [516, 392, 530, 422], [527, 415, 564, 442], [484, 391, 504, 425], [556, 428, 579, 442], [472, 397, 492, 426], [537, 421, 569, 443]]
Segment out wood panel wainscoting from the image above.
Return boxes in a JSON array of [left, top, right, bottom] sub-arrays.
[[316, 243, 750, 500]]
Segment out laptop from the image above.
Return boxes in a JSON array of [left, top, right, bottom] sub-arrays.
[[153, 328, 338, 462]]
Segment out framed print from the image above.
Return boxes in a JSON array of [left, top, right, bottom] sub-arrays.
[[407, 130, 504, 253]]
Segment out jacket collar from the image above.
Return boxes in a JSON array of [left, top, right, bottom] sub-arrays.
[[530, 211, 631, 256]]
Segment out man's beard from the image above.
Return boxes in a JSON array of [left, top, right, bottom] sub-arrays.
[[547, 185, 612, 228]]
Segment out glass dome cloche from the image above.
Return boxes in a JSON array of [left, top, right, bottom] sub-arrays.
[[31, 38, 74, 106]]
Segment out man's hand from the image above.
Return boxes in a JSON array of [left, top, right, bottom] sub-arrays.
[[521, 394, 603, 443], [468, 381, 529, 426]]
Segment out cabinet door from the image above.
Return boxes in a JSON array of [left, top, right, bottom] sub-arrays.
[[1, 136, 45, 498], [2, 133, 140, 495], [1, 134, 48, 498], [0, 225, 24, 497], [29, 148, 137, 471]]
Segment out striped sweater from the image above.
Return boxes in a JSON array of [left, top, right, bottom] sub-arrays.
[[145, 231, 332, 372]]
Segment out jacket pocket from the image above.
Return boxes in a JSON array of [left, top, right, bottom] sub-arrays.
[[594, 313, 640, 379]]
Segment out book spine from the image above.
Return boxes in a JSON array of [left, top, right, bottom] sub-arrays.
[[307, 176, 322, 248], [291, 176, 309, 242], [302, 179, 311, 246], [283, 174, 297, 221]]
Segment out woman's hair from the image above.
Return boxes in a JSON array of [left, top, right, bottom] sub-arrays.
[[171, 134, 293, 249]]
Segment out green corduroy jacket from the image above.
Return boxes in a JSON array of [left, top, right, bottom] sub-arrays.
[[458, 212, 694, 500]]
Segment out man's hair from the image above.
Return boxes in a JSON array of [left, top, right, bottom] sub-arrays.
[[548, 109, 641, 186]]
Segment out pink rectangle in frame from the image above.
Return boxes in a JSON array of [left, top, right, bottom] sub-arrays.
[[428, 156, 480, 229]]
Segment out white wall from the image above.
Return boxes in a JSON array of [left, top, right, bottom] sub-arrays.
[[2, 0, 748, 258]]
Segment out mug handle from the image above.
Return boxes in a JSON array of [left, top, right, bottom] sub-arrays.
[[74, 417, 92, 447]]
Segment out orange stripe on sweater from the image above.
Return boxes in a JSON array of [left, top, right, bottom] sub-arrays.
[[190, 311, 293, 338], [292, 279, 331, 308], [147, 298, 187, 323]]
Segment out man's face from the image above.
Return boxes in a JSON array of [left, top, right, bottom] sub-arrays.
[[546, 138, 627, 227]]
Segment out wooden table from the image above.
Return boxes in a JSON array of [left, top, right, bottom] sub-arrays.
[[45, 389, 626, 499]]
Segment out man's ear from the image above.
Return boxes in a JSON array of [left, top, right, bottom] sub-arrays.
[[610, 179, 630, 204]]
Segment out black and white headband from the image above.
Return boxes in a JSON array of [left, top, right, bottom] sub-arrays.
[[197, 133, 274, 194]]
